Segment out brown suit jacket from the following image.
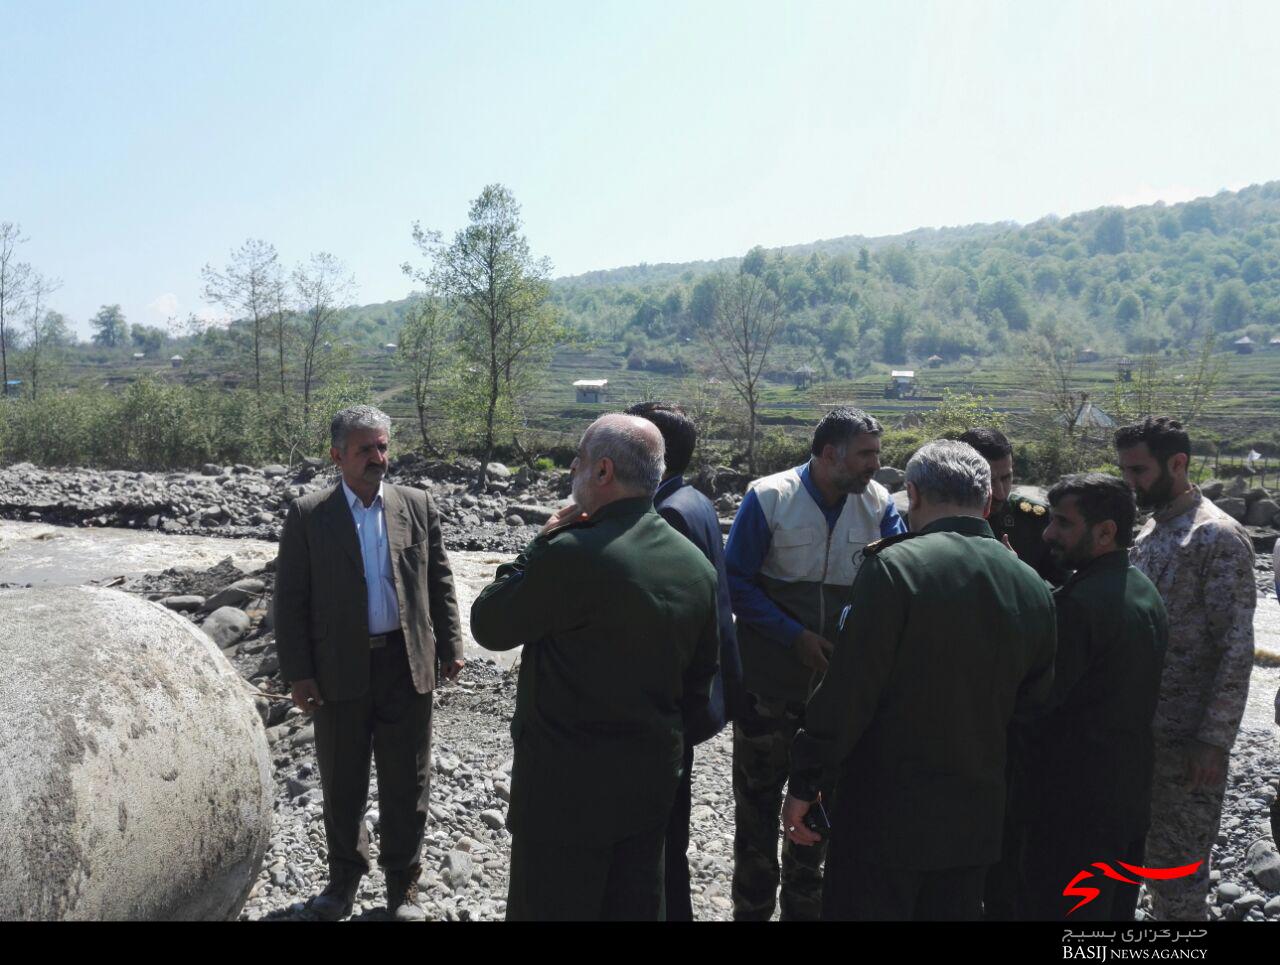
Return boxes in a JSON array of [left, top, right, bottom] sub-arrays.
[[274, 481, 463, 701]]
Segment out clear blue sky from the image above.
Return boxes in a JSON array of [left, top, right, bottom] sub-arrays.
[[4, 0, 1279, 336]]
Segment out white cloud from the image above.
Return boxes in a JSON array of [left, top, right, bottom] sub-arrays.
[[146, 292, 181, 322]]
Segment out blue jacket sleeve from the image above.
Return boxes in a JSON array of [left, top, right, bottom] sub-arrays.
[[880, 499, 907, 538], [725, 489, 804, 648]]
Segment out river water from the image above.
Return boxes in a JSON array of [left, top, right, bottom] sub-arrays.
[[2, 518, 1276, 705], [0, 519, 512, 666]]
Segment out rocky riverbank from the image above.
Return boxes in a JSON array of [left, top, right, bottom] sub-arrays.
[[2, 456, 1278, 921], [95, 545, 1277, 922]]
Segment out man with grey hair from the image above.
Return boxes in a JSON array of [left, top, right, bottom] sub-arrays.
[[472, 413, 720, 920], [275, 404, 464, 921], [782, 439, 1056, 920]]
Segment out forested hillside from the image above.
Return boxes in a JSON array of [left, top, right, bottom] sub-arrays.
[[546, 183, 1280, 379]]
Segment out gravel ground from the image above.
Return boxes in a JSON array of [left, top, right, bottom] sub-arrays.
[[2, 457, 1275, 921]]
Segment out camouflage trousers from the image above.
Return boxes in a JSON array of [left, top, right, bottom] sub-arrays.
[[1143, 738, 1229, 921], [732, 689, 826, 921]]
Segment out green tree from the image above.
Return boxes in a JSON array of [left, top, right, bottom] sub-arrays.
[[0, 222, 31, 395], [396, 297, 453, 453], [880, 246, 917, 286], [1212, 279, 1252, 331], [130, 324, 167, 354], [978, 273, 1031, 330], [1091, 209, 1127, 255], [881, 303, 911, 363], [292, 253, 356, 421], [406, 184, 561, 486], [90, 304, 129, 347], [1115, 291, 1143, 328], [1180, 200, 1217, 233], [702, 267, 785, 475], [202, 238, 283, 395], [741, 245, 768, 277], [20, 274, 65, 399]]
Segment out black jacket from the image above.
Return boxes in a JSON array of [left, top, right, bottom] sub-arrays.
[[655, 475, 743, 743]]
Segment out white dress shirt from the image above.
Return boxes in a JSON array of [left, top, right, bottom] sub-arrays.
[[342, 479, 401, 635]]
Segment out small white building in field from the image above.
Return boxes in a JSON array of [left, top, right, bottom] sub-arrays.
[[573, 379, 609, 404]]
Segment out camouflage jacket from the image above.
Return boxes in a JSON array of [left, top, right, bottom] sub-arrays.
[[1129, 487, 1256, 749]]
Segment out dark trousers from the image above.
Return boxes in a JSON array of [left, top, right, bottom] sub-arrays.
[[664, 742, 696, 921], [312, 636, 433, 880], [506, 826, 667, 921], [1020, 827, 1145, 921], [823, 854, 985, 921]]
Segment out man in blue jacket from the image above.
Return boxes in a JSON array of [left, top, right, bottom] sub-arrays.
[[627, 401, 744, 921], [725, 406, 905, 920]]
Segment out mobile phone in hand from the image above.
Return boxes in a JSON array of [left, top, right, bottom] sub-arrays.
[[804, 798, 832, 837]]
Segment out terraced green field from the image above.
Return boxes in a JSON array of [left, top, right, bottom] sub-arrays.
[[60, 342, 1280, 457]]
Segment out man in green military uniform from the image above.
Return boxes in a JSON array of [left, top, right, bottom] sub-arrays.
[[960, 427, 1067, 917], [1017, 473, 1167, 920], [959, 427, 1068, 586], [470, 414, 720, 921], [782, 440, 1056, 920]]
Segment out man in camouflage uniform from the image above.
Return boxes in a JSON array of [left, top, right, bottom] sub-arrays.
[[725, 407, 905, 920], [1116, 417, 1257, 921], [959, 427, 1068, 587]]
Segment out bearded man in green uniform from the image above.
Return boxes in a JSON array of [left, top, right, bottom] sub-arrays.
[[471, 413, 720, 921], [959, 427, 1068, 587], [1017, 473, 1167, 920]]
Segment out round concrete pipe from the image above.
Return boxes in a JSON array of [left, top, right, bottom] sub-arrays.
[[0, 586, 273, 920]]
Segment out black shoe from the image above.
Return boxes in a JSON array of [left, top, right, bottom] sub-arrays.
[[386, 867, 426, 922], [308, 873, 361, 921]]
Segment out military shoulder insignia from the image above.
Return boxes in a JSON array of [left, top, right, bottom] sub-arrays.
[[1015, 494, 1048, 517], [862, 532, 915, 557]]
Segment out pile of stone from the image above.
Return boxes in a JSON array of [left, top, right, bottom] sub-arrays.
[[1201, 478, 1280, 530], [115, 554, 742, 922], [110, 548, 1280, 922], [0, 457, 573, 556]]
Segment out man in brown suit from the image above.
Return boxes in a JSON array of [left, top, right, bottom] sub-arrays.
[[275, 404, 464, 921]]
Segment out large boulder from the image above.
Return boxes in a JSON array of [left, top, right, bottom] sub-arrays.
[[1246, 498, 1280, 527], [202, 606, 252, 648], [0, 586, 273, 920], [873, 467, 906, 492], [1200, 480, 1226, 501], [1216, 497, 1247, 522]]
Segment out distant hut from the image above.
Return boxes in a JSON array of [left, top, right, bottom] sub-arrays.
[[1234, 335, 1255, 355], [383, 343, 398, 355], [1117, 356, 1133, 382], [573, 379, 608, 404], [1269, 336, 1280, 350], [793, 365, 815, 389], [1077, 347, 1100, 363], [926, 354, 944, 369], [1059, 396, 1116, 433], [170, 354, 184, 369], [132, 352, 146, 361]]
